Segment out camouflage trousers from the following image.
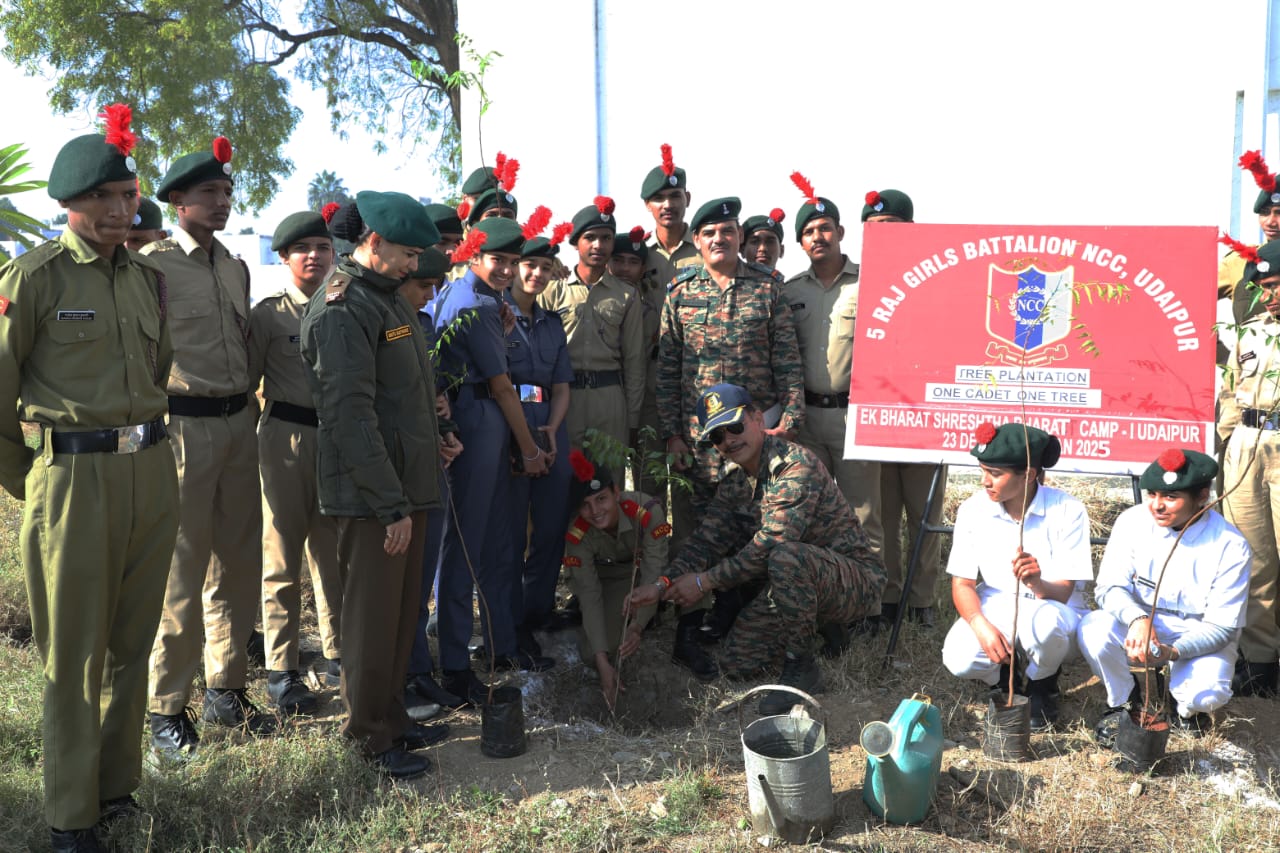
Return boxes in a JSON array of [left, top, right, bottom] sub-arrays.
[[721, 540, 886, 675]]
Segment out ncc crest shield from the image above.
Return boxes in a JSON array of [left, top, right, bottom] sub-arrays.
[[985, 264, 1074, 367]]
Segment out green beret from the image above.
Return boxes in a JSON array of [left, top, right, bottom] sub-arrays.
[[133, 198, 163, 231], [861, 189, 914, 223], [466, 188, 518, 225], [271, 211, 331, 252], [409, 247, 451, 280], [1139, 449, 1216, 493], [424, 203, 463, 237], [742, 210, 785, 242], [794, 197, 840, 241], [48, 133, 139, 201], [472, 217, 525, 255], [690, 197, 742, 233], [569, 448, 615, 508], [462, 166, 498, 197], [970, 422, 1061, 469], [1243, 239, 1280, 284], [522, 237, 559, 259], [612, 227, 649, 262], [570, 200, 618, 243], [355, 190, 441, 249], [1255, 186, 1280, 214], [155, 138, 234, 203], [640, 165, 687, 200]]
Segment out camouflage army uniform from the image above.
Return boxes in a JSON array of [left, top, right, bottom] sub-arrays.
[[562, 491, 670, 659], [667, 434, 885, 674]]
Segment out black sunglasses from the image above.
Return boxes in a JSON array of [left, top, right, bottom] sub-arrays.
[[707, 422, 746, 445]]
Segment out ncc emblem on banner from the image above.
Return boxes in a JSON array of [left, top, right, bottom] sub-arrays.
[[985, 264, 1074, 367]]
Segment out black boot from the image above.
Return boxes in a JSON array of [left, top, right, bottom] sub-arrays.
[[700, 588, 747, 643], [816, 621, 850, 659], [672, 613, 719, 681], [149, 707, 200, 761], [267, 670, 318, 716], [876, 601, 900, 626], [408, 672, 463, 710], [440, 668, 490, 707], [758, 650, 823, 715], [202, 688, 277, 735], [1233, 659, 1279, 698], [324, 657, 341, 688], [50, 827, 102, 853], [1025, 670, 1060, 731]]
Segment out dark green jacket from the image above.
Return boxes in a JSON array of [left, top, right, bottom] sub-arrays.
[[301, 258, 441, 522]]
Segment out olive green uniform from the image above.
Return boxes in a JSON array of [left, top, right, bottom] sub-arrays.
[[143, 226, 262, 714], [248, 284, 343, 670], [562, 492, 669, 659], [538, 270, 646, 450], [0, 232, 179, 829], [784, 256, 884, 558], [644, 232, 698, 294]]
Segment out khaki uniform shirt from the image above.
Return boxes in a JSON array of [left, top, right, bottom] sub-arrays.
[[1219, 310, 1280, 440], [784, 256, 862, 395], [142, 226, 250, 396], [645, 230, 699, 290], [249, 284, 316, 409], [0, 231, 172, 497], [538, 269, 647, 427]]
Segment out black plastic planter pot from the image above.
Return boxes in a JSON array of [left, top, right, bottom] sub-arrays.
[[1115, 711, 1169, 772], [480, 685, 527, 758], [984, 695, 1032, 761]]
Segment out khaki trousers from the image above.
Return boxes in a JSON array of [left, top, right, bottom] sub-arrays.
[[797, 405, 883, 557], [1222, 428, 1280, 663], [880, 462, 946, 608], [566, 384, 627, 453]]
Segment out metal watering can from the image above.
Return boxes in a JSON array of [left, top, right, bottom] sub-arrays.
[[739, 685, 834, 844], [860, 692, 943, 825]]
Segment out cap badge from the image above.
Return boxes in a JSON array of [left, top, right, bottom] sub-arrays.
[[668, 175, 678, 186], [1261, 260, 1272, 274], [1162, 470, 1177, 485], [132, 213, 142, 226], [705, 392, 724, 417], [873, 201, 884, 212], [1272, 192, 1280, 204], [222, 162, 232, 176], [815, 202, 826, 213], [720, 203, 730, 216], [124, 155, 137, 173]]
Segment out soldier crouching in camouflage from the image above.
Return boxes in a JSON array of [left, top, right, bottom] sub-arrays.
[[626, 383, 885, 715]]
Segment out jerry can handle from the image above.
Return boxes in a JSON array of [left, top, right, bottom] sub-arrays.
[[902, 692, 934, 734], [737, 684, 826, 732]]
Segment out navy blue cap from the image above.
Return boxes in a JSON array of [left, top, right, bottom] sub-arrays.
[[696, 383, 753, 440]]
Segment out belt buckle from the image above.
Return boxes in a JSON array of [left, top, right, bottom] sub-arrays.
[[116, 424, 147, 454], [220, 397, 234, 416], [822, 394, 834, 407], [518, 384, 545, 404]]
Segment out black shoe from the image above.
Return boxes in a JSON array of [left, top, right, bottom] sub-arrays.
[[398, 722, 450, 750], [758, 650, 823, 715], [673, 615, 719, 681], [246, 629, 266, 668], [324, 658, 341, 688], [202, 688, 277, 735], [516, 626, 543, 657], [408, 673, 464, 710], [816, 621, 850, 659], [267, 670, 318, 716], [1233, 659, 1279, 698], [1025, 671, 1060, 732], [441, 668, 491, 707], [51, 827, 102, 853], [98, 794, 140, 828], [149, 707, 200, 760], [541, 608, 582, 632], [1171, 711, 1212, 737], [372, 745, 431, 779], [908, 606, 937, 628], [1093, 706, 1128, 749]]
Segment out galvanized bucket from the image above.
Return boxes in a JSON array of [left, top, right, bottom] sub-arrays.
[[739, 685, 834, 844]]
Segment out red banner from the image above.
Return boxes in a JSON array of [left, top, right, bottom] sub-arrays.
[[844, 224, 1217, 474]]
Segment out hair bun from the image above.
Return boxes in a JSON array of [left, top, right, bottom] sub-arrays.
[[329, 203, 364, 241]]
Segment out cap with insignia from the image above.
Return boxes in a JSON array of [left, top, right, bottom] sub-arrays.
[[1138, 448, 1216, 492], [523, 216, 572, 259], [271, 211, 331, 252], [742, 208, 786, 241], [48, 103, 140, 201], [132, 197, 164, 231], [409, 247, 451, 280], [612, 225, 650, 262], [462, 165, 499, 197], [354, 191, 441, 249], [471, 216, 525, 255], [569, 449, 614, 507], [640, 142, 687, 200], [696, 383, 753, 442], [861, 189, 914, 223], [969, 421, 1061, 469], [155, 135, 235, 203], [465, 187, 519, 225], [425, 203, 464, 237], [689, 197, 742, 233], [570, 196, 618, 242], [1241, 150, 1280, 213], [789, 171, 840, 241], [1238, 237, 1280, 283]]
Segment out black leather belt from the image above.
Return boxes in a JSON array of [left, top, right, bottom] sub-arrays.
[[168, 392, 249, 418], [572, 370, 622, 389], [448, 383, 493, 402], [805, 389, 849, 408], [268, 400, 319, 427], [1242, 407, 1280, 430], [50, 418, 167, 454]]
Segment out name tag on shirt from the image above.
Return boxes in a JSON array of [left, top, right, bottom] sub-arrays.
[[289, 334, 301, 343], [385, 324, 412, 342], [57, 310, 95, 321]]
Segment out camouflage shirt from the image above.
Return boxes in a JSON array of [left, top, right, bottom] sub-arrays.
[[668, 434, 880, 590]]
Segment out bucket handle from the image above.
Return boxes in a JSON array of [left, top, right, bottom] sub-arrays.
[[737, 684, 827, 732]]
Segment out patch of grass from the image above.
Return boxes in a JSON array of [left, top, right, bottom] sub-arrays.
[[651, 770, 724, 837]]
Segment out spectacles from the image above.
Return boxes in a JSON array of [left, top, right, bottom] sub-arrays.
[[707, 422, 746, 446]]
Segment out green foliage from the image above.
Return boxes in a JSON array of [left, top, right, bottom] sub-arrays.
[[306, 169, 352, 210], [583, 427, 693, 495], [429, 306, 479, 392], [0, 143, 48, 262], [651, 772, 724, 836], [0, 0, 461, 211]]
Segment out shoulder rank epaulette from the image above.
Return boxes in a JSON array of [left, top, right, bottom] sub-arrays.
[[668, 264, 699, 292], [141, 238, 181, 254], [324, 272, 352, 304], [565, 515, 591, 544], [745, 260, 784, 284], [10, 240, 64, 272], [621, 497, 656, 532]]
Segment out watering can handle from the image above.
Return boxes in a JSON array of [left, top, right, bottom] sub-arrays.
[[737, 684, 827, 732]]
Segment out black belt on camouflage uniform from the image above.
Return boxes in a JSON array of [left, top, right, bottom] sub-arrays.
[[168, 392, 250, 418], [267, 400, 319, 427], [571, 370, 622, 389], [50, 417, 167, 455], [1241, 407, 1280, 430], [804, 389, 850, 408]]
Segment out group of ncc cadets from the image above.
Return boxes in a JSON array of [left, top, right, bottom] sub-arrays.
[[5, 103, 1280, 850]]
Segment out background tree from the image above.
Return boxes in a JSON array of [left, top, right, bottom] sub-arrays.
[[0, 0, 461, 211], [0, 144, 48, 263], [307, 170, 352, 210]]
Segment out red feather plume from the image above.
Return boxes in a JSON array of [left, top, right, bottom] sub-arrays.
[[99, 103, 136, 156], [1157, 448, 1186, 473], [456, 200, 472, 221], [660, 143, 675, 177], [449, 229, 487, 265], [1219, 232, 1260, 264], [628, 226, 646, 243], [790, 171, 818, 206], [521, 205, 552, 240], [594, 195, 615, 216], [493, 152, 507, 180], [212, 136, 232, 164], [569, 449, 595, 483], [975, 422, 998, 445], [499, 159, 520, 192], [1240, 150, 1277, 193], [865, 190, 882, 207], [549, 222, 573, 247], [769, 207, 785, 224], [321, 202, 341, 223]]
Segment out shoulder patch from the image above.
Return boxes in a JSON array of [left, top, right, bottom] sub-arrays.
[[385, 324, 413, 342], [651, 522, 671, 540], [10, 240, 64, 273], [565, 515, 591, 544], [563, 555, 582, 568], [325, 272, 352, 304], [745, 260, 784, 284], [673, 265, 699, 285], [620, 499, 640, 518]]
